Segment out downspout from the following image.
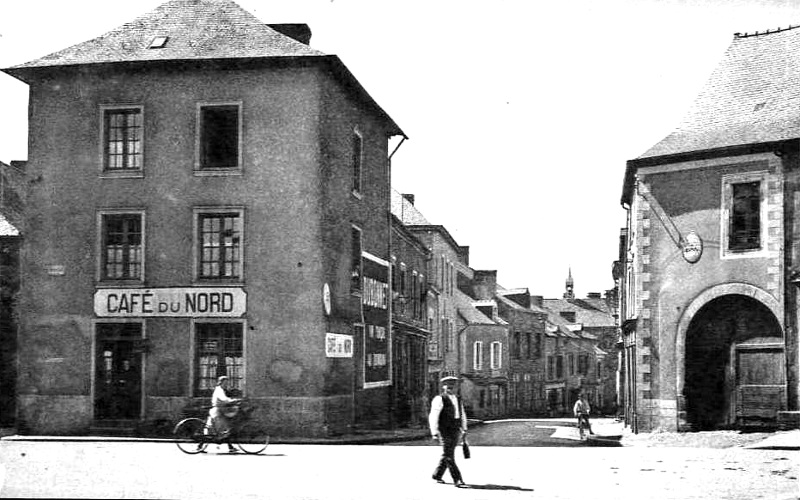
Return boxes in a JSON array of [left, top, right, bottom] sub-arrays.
[[386, 136, 406, 427]]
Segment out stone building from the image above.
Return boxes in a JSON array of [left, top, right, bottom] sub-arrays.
[[2, 0, 405, 436], [619, 25, 800, 431], [389, 214, 431, 428]]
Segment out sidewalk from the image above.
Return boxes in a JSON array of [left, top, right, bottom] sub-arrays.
[[2, 421, 798, 449]]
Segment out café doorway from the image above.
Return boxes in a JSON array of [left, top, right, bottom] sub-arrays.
[[95, 323, 143, 420]]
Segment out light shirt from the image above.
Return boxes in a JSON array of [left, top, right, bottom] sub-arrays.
[[573, 399, 590, 416], [428, 393, 468, 436]]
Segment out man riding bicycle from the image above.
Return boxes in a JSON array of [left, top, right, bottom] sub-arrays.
[[206, 375, 241, 453], [573, 393, 594, 436]]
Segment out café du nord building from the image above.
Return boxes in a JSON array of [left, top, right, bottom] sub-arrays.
[[3, 0, 405, 437]]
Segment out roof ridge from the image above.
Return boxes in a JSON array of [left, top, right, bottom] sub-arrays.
[[734, 24, 800, 39]]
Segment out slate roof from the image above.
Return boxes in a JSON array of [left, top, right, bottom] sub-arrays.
[[8, 0, 324, 71], [455, 291, 496, 326], [639, 26, 800, 159], [543, 298, 616, 328], [391, 189, 431, 225], [3, 0, 405, 137]]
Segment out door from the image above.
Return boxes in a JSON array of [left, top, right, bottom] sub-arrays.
[[95, 323, 142, 420], [734, 344, 786, 424]]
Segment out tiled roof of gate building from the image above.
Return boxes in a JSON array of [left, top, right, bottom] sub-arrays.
[[7, 0, 324, 71], [640, 25, 800, 159]]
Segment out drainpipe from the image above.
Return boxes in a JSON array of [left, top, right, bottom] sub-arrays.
[[386, 136, 406, 428]]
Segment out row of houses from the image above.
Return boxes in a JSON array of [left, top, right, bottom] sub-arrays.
[[0, 0, 616, 437]]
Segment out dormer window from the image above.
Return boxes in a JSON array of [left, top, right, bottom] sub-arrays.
[[149, 36, 169, 49]]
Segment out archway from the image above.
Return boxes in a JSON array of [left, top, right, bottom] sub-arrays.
[[683, 294, 783, 430]]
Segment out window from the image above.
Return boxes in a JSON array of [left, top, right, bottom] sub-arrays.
[[148, 36, 169, 49], [722, 171, 766, 257], [490, 341, 502, 369], [569, 353, 575, 375], [547, 356, 555, 380], [100, 212, 143, 281], [197, 103, 241, 171], [351, 226, 362, 293], [102, 107, 143, 173], [351, 129, 363, 195], [196, 209, 242, 281], [526, 332, 532, 359], [556, 355, 564, 378], [578, 354, 589, 375], [729, 181, 761, 251], [194, 322, 243, 397], [473, 341, 483, 370], [513, 332, 521, 359]]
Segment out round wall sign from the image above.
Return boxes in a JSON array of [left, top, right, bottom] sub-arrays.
[[681, 231, 703, 264], [322, 283, 331, 315]]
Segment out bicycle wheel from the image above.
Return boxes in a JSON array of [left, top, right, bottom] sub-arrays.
[[174, 418, 210, 454], [235, 422, 269, 454]]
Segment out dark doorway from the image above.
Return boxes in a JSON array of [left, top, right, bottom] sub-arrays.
[[684, 294, 783, 430], [95, 323, 142, 420]]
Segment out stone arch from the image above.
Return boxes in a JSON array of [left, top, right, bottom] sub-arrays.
[[675, 283, 783, 424]]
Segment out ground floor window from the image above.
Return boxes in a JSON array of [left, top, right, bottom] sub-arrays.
[[195, 322, 243, 397]]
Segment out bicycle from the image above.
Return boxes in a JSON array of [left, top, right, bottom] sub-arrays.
[[174, 399, 269, 455]]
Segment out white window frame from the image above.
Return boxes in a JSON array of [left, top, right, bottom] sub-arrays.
[[473, 341, 483, 370], [194, 101, 243, 176], [490, 341, 502, 369], [99, 104, 144, 178], [193, 206, 245, 284], [720, 170, 768, 259], [96, 209, 146, 284], [190, 318, 247, 397]]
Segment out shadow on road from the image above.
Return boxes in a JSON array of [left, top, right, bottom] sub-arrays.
[[465, 483, 534, 492]]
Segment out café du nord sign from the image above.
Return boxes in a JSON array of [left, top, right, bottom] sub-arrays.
[[95, 288, 246, 317]]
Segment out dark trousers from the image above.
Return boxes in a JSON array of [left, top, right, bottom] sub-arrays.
[[578, 414, 593, 433], [433, 429, 463, 482]]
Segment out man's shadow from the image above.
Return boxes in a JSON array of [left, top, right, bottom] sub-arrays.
[[463, 484, 533, 491]]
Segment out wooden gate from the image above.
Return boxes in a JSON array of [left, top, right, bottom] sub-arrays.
[[734, 341, 786, 425]]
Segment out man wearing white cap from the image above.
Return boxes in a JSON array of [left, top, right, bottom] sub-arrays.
[[428, 375, 468, 488]]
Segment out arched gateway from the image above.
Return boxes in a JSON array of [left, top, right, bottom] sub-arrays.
[[677, 284, 786, 430]]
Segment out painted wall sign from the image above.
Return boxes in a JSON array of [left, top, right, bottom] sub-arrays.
[[325, 333, 353, 358], [362, 253, 390, 388], [94, 287, 246, 317], [681, 231, 703, 264]]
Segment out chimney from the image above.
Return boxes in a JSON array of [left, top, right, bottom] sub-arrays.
[[268, 24, 312, 45], [402, 193, 415, 205], [530, 295, 544, 308]]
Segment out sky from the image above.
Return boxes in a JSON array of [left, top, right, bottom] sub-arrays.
[[0, 0, 798, 299]]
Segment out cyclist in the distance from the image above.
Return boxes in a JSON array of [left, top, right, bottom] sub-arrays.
[[573, 393, 594, 436], [208, 375, 241, 453]]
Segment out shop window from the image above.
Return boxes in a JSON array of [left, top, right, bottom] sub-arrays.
[[195, 322, 243, 397], [102, 106, 143, 173], [100, 212, 143, 281], [196, 103, 241, 172], [196, 209, 243, 281]]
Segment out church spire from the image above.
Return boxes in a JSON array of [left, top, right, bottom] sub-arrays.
[[564, 268, 574, 300]]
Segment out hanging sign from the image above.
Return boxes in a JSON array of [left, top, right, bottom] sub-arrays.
[[681, 231, 703, 264]]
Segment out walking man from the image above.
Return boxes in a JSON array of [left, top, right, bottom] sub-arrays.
[[573, 392, 594, 435], [429, 375, 468, 488]]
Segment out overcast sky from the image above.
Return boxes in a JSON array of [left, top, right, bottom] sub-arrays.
[[0, 0, 798, 298]]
